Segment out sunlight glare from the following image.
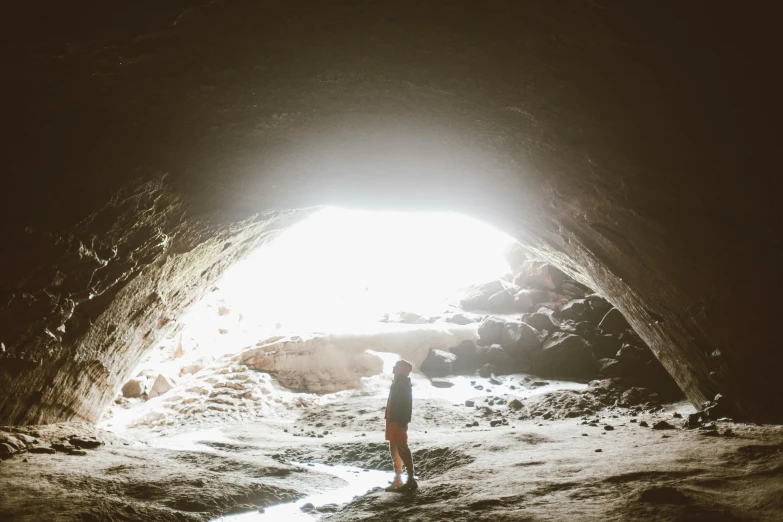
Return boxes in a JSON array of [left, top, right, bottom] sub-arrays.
[[217, 208, 514, 331]]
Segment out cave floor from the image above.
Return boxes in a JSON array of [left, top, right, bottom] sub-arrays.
[[1, 392, 782, 522]]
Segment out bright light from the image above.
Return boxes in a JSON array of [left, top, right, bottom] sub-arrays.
[[218, 207, 514, 331]]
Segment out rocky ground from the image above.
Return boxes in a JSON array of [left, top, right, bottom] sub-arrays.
[[1, 370, 782, 522], [2, 253, 780, 521]]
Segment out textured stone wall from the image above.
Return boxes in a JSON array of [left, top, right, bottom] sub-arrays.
[[1, 1, 779, 423]]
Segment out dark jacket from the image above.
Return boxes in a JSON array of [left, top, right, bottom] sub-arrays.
[[387, 376, 412, 426]]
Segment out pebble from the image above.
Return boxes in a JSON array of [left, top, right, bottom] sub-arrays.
[[604, 425, 614, 431]]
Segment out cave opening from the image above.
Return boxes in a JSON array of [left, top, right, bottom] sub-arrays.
[[3, 1, 781, 518], [101, 207, 682, 449]]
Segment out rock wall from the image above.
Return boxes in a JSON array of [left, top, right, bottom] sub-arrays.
[[0, 176, 307, 424], [1, 1, 780, 422]]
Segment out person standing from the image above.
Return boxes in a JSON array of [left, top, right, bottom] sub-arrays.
[[384, 359, 417, 491]]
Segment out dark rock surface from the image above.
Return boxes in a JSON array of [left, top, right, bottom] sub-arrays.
[[420, 349, 458, 378]]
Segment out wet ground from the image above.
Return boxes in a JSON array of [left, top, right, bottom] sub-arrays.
[[2, 368, 782, 522]]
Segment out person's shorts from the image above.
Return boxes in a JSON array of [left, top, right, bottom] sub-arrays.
[[385, 421, 408, 444]]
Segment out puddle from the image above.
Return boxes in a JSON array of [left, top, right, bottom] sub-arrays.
[[213, 463, 391, 521]]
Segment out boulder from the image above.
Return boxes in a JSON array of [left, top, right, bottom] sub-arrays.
[[616, 344, 650, 365], [651, 420, 676, 430], [477, 316, 506, 346], [702, 394, 729, 420], [598, 308, 630, 334], [596, 358, 624, 378], [420, 348, 457, 378], [443, 313, 481, 325], [460, 280, 508, 310], [450, 340, 477, 359], [557, 320, 590, 335], [148, 374, 175, 399], [584, 294, 612, 321], [524, 310, 558, 332], [0, 434, 25, 451], [618, 387, 654, 406], [478, 364, 497, 378], [514, 261, 566, 291], [486, 290, 514, 313], [179, 356, 214, 376], [511, 290, 535, 313], [499, 321, 542, 358], [560, 282, 586, 298], [0, 443, 16, 458], [683, 412, 703, 429], [28, 447, 56, 454], [503, 242, 529, 273], [589, 333, 623, 360], [389, 311, 429, 324], [449, 340, 481, 372], [554, 299, 587, 321], [121, 378, 145, 398], [532, 333, 596, 378], [481, 344, 513, 369]]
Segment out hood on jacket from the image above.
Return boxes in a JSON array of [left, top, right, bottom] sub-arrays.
[[393, 359, 413, 377]]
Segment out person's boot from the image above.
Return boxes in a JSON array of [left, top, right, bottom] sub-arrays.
[[385, 474, 404, 491], [397, 476, 418, 491]]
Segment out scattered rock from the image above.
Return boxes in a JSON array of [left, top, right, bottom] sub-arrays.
[[465, 400, 475, 407], [489, 420, 503, 427], [430, 378, 454, 388], [603, 425, 614, 431], [651, 420, 675, 430], [639, 421, 649, 427]]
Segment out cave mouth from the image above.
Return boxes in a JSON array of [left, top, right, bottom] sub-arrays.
[[101, 206, 681, 438]]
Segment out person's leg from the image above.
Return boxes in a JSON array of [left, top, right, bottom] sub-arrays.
[[387, 443, 404, 489], [396, 443, 415, 480]]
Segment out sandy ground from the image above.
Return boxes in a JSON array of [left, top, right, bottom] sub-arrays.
[[1, 371, 782, 522]]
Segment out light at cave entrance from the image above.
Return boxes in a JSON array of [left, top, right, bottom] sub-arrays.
[[217, 207, 514, 331]]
